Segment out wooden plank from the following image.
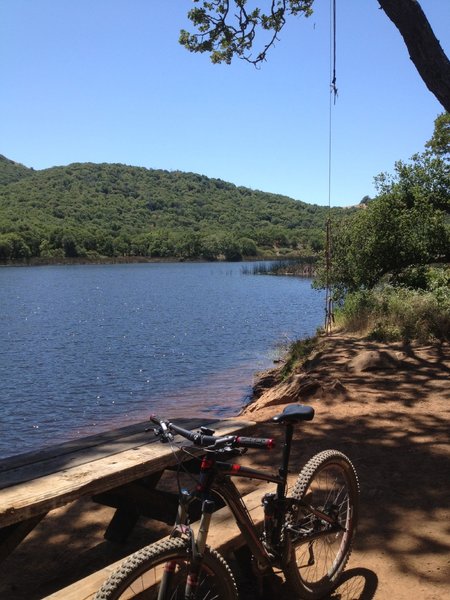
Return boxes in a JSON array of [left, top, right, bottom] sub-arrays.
[[0, 418, 255, 529], [0, 421, 153, 473], [43, 481, 270, 600], [0, 418, 204, 486]]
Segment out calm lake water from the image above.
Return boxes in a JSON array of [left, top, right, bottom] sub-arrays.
[[0, 262, 324, 459]]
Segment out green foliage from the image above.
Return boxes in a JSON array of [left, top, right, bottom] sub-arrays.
[[335, 271, 450, 342], [0, 158, 336, 262], [314, 114, 450, 343], [425, 112, 450, 158], [180, 1, 313, 65], [0, 232, 31, 259], [318, 151, 450, 296], [281, 336, 319, 377], [0, 155, 33, 186]]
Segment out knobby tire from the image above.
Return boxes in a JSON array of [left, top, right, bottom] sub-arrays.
[[94, 536, 238, 600]]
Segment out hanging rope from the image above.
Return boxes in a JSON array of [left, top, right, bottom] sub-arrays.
[[330, 0, 338, 103], [324, 0, 337, 335]]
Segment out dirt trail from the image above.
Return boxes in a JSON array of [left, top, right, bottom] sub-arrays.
[[240, 335, 450, 599], [0, 335, 449, 599]]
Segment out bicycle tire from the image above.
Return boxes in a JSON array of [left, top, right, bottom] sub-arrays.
[[94, 536, 238, 600], [283, 450, 359, 599]]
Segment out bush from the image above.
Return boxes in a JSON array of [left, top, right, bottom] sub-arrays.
[[335, 277, 450, 342], [281, 336, 319, 377]]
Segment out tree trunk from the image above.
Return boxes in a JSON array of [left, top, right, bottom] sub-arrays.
[[378, 0, 450, 112]]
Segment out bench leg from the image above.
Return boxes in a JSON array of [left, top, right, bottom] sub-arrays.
[[94, 471, 166, 544], [0, 513, 47, 562], [104, 506, 139, 544]]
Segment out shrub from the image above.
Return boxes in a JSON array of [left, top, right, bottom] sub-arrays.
[[281, 336, 319, 377], [335, 279, 450, 342]]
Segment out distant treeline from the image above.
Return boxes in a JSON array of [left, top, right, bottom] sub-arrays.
[[0, 156, 347, 262]]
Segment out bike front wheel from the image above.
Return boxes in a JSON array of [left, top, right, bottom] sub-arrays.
[[284, 450, 359, 599], [94, 537, 238, 600]]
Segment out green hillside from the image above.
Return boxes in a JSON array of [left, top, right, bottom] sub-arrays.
[[0, 155, 34, 186], [0, 158, 343, 261]]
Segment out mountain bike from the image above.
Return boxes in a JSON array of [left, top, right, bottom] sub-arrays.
[[95, 404, 359, 600]]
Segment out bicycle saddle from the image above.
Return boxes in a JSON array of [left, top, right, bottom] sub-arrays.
[[272, 404, 315, 424]]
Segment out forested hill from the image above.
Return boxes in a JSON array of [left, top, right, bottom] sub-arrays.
[[0, 157, 343, 261], [0, 155, 34, 185]]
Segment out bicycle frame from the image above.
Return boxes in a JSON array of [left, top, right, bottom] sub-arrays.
[[172, 422, 344, 580], [212, 465, 283, 573]]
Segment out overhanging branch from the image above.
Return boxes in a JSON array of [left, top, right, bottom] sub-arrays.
[[378, 0, 450, 112]]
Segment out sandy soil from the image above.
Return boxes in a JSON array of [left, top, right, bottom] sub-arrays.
[[0, 334, 449, 599]]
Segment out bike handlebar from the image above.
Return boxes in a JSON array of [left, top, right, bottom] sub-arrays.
[[149, 415, 275, 450]]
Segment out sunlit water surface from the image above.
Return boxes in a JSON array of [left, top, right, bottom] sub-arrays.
[[0, 262, 324, 458]]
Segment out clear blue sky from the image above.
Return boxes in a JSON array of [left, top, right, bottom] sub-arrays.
[[1, 1, 449, 207]]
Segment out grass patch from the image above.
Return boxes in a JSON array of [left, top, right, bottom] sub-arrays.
[[280, 336, 320, 377], [335, 271, 450, 342]]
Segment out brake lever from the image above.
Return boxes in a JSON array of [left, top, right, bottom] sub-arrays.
[[216, 446, 248, 457], [145, 425, 174, 443]]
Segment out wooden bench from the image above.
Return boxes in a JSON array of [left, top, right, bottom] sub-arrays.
[[0, 417, 255, 564]]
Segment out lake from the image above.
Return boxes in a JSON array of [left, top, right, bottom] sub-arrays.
[[0, 262, 324, 459]]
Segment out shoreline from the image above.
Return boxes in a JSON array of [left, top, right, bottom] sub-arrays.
[[241, 332, 450, 419], [0, 254, 310, 268]]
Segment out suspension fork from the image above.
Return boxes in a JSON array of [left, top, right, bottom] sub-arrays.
[[184, 455, 221, 599], [182, 498, 216, 599], [158, 489, 193, 600]]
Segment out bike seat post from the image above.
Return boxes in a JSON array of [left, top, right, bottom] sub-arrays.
[[277, 423, 294, 498]]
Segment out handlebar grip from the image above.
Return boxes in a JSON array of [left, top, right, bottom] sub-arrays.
[[150, 414, 163, 425], [235, 436, 275, 450]]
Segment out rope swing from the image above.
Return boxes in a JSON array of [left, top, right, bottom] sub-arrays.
[[324, 0, 337, 335]]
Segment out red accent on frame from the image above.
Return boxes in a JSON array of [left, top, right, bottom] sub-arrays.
[[200, 457, 214, 469], [231, 464, 241, 473], [164, 561, 177, 573], [266, 438, 275, 449]]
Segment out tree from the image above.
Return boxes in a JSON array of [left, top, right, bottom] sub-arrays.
[[425, 112, 450, 157], [181, 0, 450, 112], [326, 151, 450, 295], [0, 233, 31, 260]]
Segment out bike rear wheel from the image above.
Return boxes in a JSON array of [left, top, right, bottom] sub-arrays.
[[94, 537, 238, 600], [284, 450, 359, 599]]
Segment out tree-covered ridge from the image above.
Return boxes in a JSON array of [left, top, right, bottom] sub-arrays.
[[0, 159, 341, 261], [0, 154, 34, 186]]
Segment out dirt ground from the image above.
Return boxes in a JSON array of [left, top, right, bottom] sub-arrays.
[[0, 334, 449, 599]]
